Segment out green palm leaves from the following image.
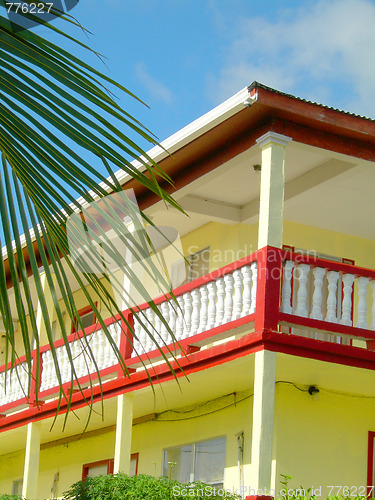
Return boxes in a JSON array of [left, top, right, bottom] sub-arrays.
[[0, 4, 181, 417]]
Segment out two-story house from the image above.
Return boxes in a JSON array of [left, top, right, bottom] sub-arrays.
[[1, 82, 375, 500]]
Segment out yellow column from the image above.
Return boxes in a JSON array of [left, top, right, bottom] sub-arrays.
[[22, 422, 41, 500], [256, 132, 292, 249], [251, 349, 276, 493], [113, 393, 134, 474]]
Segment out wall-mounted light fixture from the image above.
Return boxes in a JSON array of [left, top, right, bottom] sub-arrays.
[[308, 385, 320, 399]]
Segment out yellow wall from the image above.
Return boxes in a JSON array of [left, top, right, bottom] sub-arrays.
[[1, 377, 375, 498], [0, 396, 253, 498], [0, 448, 24, 495], [283, 220, 375, 269], [275, 381, 375, 495]]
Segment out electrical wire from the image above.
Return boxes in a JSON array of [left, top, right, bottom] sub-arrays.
[[149, 380, 375, 423]]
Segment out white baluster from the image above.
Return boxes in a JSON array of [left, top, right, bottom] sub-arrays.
[[356, 276, 370, 329], [310, 267, 325, 320], [294, 264, 310, 318], [241, 265, 252, 317], [153, 306, 162, 349], [41, 351, 51, 390], [0, 373, 4, 405], [340, 273, 355, 326], [56, 346, 65, 383], [169, 301, 177, 341], [215, 277, 225, 326], [109, 324, 120, 366], [90, 333, 99, 374], [103, 333, 112, 368], [206, 282, 217, 329], [199, 285, 208, 332], [326, 271, 340, 323], [182, 292, 192, 338], [175, 296, 185, 340], [146, 307, 156, 351], [70, 340, 80, 379], [77, 340, 88, 379], [161, 301, 170, 344], [371, 281, 375, 331], [20, 365, 29, 398], [232, 270, 243, 320], [191, 289, 201, 335], [62, 346, 70, 383], [133, 318, 142, 354], [249, 262, 258, 314], [280, 261, 295, 314], [97, 332, 105, 370], [223, 274, 234, 323], [13, 369, 20, 401]]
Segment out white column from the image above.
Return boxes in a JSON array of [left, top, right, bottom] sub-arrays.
[[251, 350, 276, 492], [22, 422, 41, 500], [256, 132, 292, 249], [114, 393, 134, 474]]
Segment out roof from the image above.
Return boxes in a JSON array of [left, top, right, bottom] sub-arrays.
[[4, 82, 375, 284], [248, 81, 375, 123]]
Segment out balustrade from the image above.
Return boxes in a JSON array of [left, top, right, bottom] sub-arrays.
[[131, 260, 258, 356]]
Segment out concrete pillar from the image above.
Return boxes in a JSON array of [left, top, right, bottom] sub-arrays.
[[113, 393, 134, 474], [250, 350, 276, 494], [256, 132, 292, 249], [22, 422, 41, 500]]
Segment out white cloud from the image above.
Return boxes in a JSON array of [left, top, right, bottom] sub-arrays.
[[211, 0, 375, 117], [135, 62, 174, 105]]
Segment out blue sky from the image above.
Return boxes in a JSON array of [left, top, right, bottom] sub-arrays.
[[42, 0, 375, 154]]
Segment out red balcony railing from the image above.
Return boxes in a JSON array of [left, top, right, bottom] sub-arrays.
[[2, 246, 375, 419], [0, 250, 259, 416]]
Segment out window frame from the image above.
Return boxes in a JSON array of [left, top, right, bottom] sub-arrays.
[[186, 246, 210, 283], [82, 453, 139, 481], [71, 303, 97, 335], [82, 458, 114, 481], [162, 436, 226, 486], [367, 432, 375, 495], [11, 479, 23, 496]]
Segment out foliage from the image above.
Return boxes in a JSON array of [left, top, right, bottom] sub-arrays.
[[63, 473, 242, 500], [0, 495, 23, 500], [0, 1, 182, 414], [277, 475, 369, 500]]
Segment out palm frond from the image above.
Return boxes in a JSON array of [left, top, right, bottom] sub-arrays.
[[0, 6, 184, 421]]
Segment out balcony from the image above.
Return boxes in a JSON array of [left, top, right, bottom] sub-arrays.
[[2, 246, 375, 423]]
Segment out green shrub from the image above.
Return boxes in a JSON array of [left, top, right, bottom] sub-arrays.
[[63, 473, 242, 500], [0, 495, 23, 500]]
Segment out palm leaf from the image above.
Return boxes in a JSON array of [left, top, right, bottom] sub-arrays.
[[0, 5, 185, 422]]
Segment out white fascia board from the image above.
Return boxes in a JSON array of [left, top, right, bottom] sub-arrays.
[[107, 86, 253, 187]]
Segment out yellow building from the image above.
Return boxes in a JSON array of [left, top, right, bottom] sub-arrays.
[[2, 82, 375, 499]]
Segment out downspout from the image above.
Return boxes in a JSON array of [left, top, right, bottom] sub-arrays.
[[236, 431, 244, 498]]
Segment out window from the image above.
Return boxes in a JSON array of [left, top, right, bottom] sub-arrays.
[[163, 437, 226, 488], [82, 459, 113, 480], [186, 247, 210, 283], [12, 479, 23, 496], [72, 304, 97, 334], [368, 432, 375, 494], [82, 454, 138, 481]]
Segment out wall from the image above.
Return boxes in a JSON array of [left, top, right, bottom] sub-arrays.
[[0, 394, 253, 498], [275, 381, 375, 495]]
